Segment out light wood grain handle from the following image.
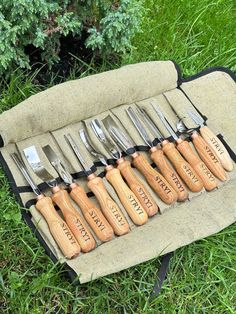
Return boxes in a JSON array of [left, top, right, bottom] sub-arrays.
[[51, 189, 96, 252], [106, 167, 148, 225], [176, 140, 218, 191], [200, 126, 233, 172], [70, 185, 114, 242], [132, 153, 178, 204], [177, 139, 218, 191], [87, 176, 130, 236], [162, 142, 203, 192], [117, 159, 159, 216], [191, 132, 228, 182], [36, 195, 80, 259], [150, 149, 188, 201]]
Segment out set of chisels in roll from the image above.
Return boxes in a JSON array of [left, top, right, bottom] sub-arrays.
[[11, 101, 234, 258]]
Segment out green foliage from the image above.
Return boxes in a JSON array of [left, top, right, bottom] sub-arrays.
[[0, 0, 142, 75]]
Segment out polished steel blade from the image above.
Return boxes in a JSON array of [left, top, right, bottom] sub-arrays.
[[79, 128, 107, 166], [42, 145, 73, 185], [151, 102, 178, 141], [188, 110, 204, 127], [11, 153, 41, 196], [23, 146, 57, 187], [64, 133, 93, 173], [126, 107, 153, 147], [102, 115, 136, 153], [90, 119, 121, 159], [138, 107, 164, 141]]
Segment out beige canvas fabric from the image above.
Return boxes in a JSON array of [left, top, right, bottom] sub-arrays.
[[0, 62, 235, 283], [0, 61, 178, 146]]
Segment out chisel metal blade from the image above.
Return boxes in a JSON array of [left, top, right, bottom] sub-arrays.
[[79, 128, 108, 166], [137, 107, 164, 141], [188, 110, 205, 127], [126, 106, 153, 147], [64, 133, 94, 174], [151, 102, 179, 141], [102, 115, 136, 153], [90, 119, 121, 160], [11, 153, 41, 196], [42, 145, 73, 185], [23, 146, 57, 187]]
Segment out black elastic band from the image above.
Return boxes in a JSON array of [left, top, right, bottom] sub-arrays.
[[217, 134, 236, 162], [150, 252, 172, 300], [25, 199, 36, 209], [0, 135, 4, 148]]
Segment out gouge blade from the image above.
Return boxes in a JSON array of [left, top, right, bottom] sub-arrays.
[[90, 119, 121, 160], [64, 133, 94, 174], [151, 102, 179, 141], [188, 110, 205, 127], [102, 115, 136, 153], [126, 106, 153, 147], [11, 153, 41, 196], [138, 107, 164, 141], [79, 128, 107, 166], [42, 145, 73, 185], [23, 146, 57, 187]]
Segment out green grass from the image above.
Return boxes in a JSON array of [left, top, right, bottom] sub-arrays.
[[1, 0, 236, 313]]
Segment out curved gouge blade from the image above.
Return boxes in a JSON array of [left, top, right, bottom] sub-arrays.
[[11, 153, 41, 196], [79, 128, 108, 166], [42, 145, 73, 185], [126, 107, 153, 147]]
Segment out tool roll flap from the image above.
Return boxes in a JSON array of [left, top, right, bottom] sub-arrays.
[[0, 61, 235, 284]]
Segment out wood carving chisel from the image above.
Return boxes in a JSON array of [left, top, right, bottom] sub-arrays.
[[101, 116, 178, 205], [152, 103, 204, 192], [125, 107, 189, 201], [93, 118, 159, 216], [80, 125, 148, 225], [188, 110, 232, 174], [11, 152, 81, 259], [150, 105, 218, 191], [65, 133, 130, 235], [41, 145, 97, 251], [23, 146, 98, 250]]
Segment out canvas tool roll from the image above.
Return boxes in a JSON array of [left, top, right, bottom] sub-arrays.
[[0, 61, 235, 284]]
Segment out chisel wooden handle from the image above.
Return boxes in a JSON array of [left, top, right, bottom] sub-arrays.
[[150, 147, 188, 201], [191, 132, 228, 182], [36, 195, 80, 259], [106, 167, 148, 225], [132, 153, 178, 204], [200, 126, 233, 172], [176, 139, 218, 191], [87, 175, 130, 236], [51, 188, 96, 252], [117, 159, 159, 216], [162, 141, 203, 192], [70, 184, 114, 242]]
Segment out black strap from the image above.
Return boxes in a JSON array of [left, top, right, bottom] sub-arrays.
[[150, 252, 173, 299], [217, 134, 236, 162]]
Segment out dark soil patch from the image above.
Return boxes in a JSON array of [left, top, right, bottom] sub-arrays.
[[24, 31, 97, 85]]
